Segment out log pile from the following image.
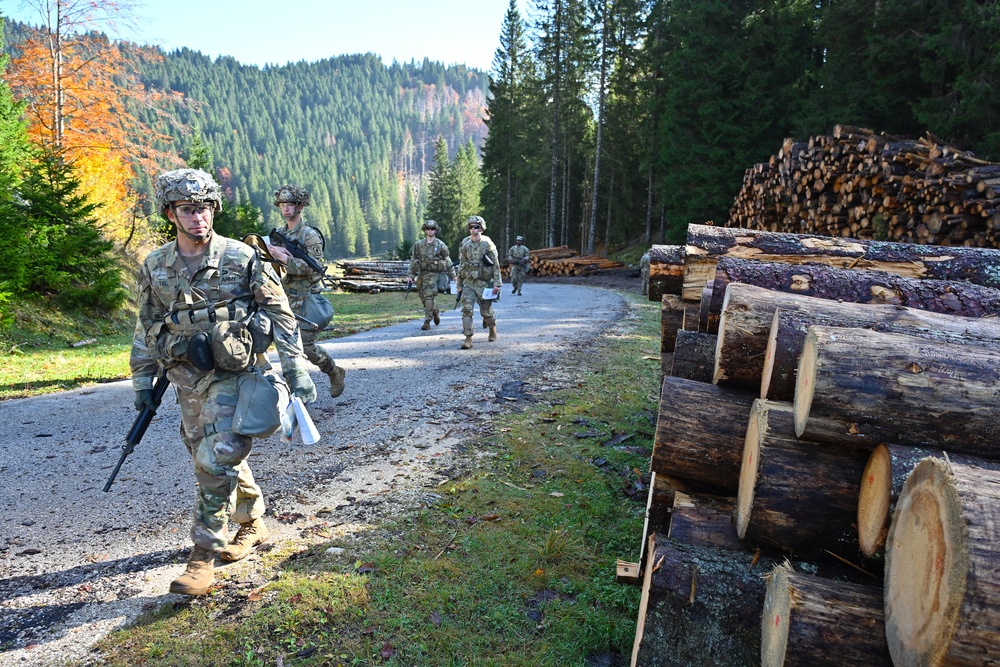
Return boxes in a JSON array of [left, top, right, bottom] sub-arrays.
[[522, 246, 627, 277], [333, 260, 410, 292], [629, 223, 1000, 666], [729, 124, 1000, 247]]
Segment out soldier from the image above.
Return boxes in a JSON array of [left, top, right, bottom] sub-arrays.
[[406, 220, 457, 330], [640, 251, 651, 296], [131, 169, 317, 596], [456, 215, 502, 349], [266, 184, 346, 398], [506, 235, 530, 295]]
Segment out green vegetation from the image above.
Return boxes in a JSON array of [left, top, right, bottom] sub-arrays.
[[93, 291, 659, 667]]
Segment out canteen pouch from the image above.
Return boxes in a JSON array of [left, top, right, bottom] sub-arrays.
[[232, 368, 281, 438], [437, 272, 450, 292], [212, 320, 253, 371], [186, 332, 215, 371], [300, 293, 334, 331]]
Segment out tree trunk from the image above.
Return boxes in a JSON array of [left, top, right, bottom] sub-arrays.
[[704, 256, 1000, 334], [670, 331, 716, 384], [653, 376, 757, 492], [794, 326, 1000, 455], [667, 492, 743, 551], [684, 223, 1000, 303], [737, 399, 868, 555], [648, 244, 685, 302], [885, 458, 1000, 665], [858, 444, 1000, 558], [762, 563, 891, 667], [660, 294, 684, 354]]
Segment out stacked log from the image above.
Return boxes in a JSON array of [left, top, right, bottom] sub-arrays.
[[729, 125, 1000, 247], [534, 254, 626, 276], [334, 260, 411, 292]]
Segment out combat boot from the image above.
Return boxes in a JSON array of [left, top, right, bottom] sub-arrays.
[[327, 365, 346, 398], [512, 287, 517, 295], [488, 325, 497, 342], [219, 518, 270, 562], [169, 546, 216, 596], [432, 309, 440, 326], [461, 316, 474, 350], [461, 336, 474, 350], [421, 319, 431, 330]]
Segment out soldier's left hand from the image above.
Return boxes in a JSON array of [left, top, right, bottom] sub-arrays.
[[286, 367, 318, 404]]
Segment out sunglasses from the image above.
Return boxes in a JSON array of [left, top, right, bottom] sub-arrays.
[[469, 224, 482, 230]]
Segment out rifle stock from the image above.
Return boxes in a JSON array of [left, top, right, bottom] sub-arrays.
[[104, 372, 169, 492]]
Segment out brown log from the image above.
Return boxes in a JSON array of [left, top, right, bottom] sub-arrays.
[[757, 291, 1000, 401], [794, 326, 1000, 455], [737, 399, 868, 555], [885, 458, 1000, 665], [648, 244, 685, 302], [670, 331, 716, 383], [857, 444, 1000, 558], [762, 563, 891, 667], [704, 256, 1000, 334], [631, 533, 772, 667], [660, 294, 684, 353], [653, 376, 757, 492], [684, 223, 1000, 303], [667, 492, 742, 551]]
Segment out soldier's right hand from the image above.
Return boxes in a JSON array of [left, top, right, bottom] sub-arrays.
[[134, 389, 155, 412], [286, 367, 318, 404]]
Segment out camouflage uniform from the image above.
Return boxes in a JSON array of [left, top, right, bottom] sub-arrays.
[[640, 251, 651, 295], [457, 220, 502, 345], [507, 238, 530, 295], [131, 232, 306, 552], [408, 235, 456, 327]]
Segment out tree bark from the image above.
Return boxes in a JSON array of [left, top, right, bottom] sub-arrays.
[[653, 376, 757, 492], [660, 294, 684, 353], [670, 331, 716, 384], [794, 326, 1000, 455], [667, 492, 743, 551], [737, 399, 868, 555], [762, 563, 891, 667], [684, 223, 1000, 303], [649, 244, 686, 302], [885, 458, 1000, 666], [704, 256, 1000, 334]]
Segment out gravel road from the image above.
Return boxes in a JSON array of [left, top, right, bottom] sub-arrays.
[[0, 282, 636, 666]]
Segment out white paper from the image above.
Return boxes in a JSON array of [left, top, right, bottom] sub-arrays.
[[481, 287, 499, 300]]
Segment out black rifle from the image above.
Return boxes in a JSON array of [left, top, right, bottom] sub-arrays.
[[269, 228, 334, 287], [104, 371, 170, 492]]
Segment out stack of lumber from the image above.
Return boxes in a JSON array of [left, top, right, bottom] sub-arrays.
[[729, 124, 1000, 247], [333, 260, 410, 292], [628, 222, 1000, 666], [522, 246, 627, 276]]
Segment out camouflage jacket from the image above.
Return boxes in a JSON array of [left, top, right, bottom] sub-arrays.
[[273, 221, 326, 297], [457, 235, 502, 286], [408, 237, 456, 280], [507, 244, 530, 266], [130, 233, 304, 393]]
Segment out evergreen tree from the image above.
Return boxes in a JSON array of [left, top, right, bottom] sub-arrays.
[[426, 136, 463, 248]]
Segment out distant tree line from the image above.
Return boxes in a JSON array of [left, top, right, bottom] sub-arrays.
[[481, 0, 1000, 253]]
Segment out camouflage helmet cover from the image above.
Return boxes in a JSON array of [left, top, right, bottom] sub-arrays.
[[273, 184, 310, 207], [155, 168, 223, 216], [515, 235, 524, 242], [422, 219, 439, 231], [466, 215, 486, 231]]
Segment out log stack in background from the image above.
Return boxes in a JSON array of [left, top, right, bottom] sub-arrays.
[[333, 260, 410, 292], [631, 217, 1000, 665]]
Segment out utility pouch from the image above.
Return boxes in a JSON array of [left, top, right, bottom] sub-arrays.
[[212, 320, 253, 371], [248, 310, 273, 354], [187, 332, 215, 371], [300, 293, 334, 331], [232, 368, 281, 438]]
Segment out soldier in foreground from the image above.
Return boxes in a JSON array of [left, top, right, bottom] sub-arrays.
[[506, 235, 530, 295], [456, 215, 502, 349], [266, 184, 346, 398], [406, 220, 457, 330], [131, 169, 317, 596]]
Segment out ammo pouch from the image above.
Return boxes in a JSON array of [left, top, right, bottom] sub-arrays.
[[299, 293, 334, 331], [212, 320, 253, 371], [231, 368, 281, 438]]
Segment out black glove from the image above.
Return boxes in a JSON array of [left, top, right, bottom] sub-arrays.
[[134, 389, 155, 412]]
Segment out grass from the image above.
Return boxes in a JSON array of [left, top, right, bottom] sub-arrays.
[[90, 289, 662, 667], [0, 292, 422, 400]]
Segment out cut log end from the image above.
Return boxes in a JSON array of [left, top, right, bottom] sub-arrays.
[[736, 399, 766, 539], [885, 457, 967, 666], [857, 444, 892, 558], [761, 562, 793, 667], [793, 328, 820, 437]]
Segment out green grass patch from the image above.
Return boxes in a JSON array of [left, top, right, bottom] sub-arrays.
[[92, 291, 661, 667], [0, 292, 423, 400]]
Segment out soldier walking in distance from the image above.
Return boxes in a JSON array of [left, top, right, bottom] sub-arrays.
[[456, 215, 502, 349], [131, 169, 317, 596], [640, 251, 651, 296], [266, 184, 346, 398], [406, 220, 456, 330], [506, 235, 530, 295]]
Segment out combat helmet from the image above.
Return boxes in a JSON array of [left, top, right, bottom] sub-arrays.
[[273, 184, 310, 207], [466, 215, 487, 232], [155, 169, 223, 217], [422, 220, 440, 231]]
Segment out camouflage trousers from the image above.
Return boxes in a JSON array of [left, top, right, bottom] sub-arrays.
[[417, 276, 441, 320], [459, 280, 497, 334], [510, 265, 526, 291], [177, 375, 264, 552]]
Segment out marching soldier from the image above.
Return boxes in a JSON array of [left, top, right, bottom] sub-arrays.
[[406, 220, 456, 330], [506, 235, 530, 295], [456, 215, 502, 350]]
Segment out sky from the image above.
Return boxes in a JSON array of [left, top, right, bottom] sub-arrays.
[[1, 0, 528, 72]]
